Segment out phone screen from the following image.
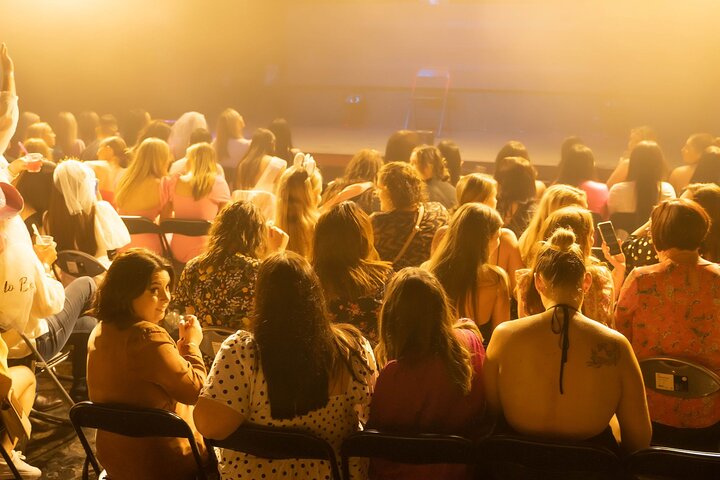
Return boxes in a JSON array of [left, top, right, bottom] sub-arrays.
[[597, 221, 621, 256]]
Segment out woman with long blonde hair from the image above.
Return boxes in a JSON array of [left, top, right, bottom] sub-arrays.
[[213, 108, 250, 182], [54, 111, 85, 159], [517, 184, 588, 265], [368, 268, 485, 480], [165, 142, 231, 263], [274, 154, 322, 258], [115, 138, 173, 253], [425, 203, 509, 341]]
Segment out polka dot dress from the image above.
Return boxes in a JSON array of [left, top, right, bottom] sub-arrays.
[[201, 331, 376, 479]]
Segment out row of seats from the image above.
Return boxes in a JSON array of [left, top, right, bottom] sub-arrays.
[[68, 401, 720, 480]]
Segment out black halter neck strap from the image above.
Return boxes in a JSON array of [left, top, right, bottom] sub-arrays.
[[547, 304, 578, 395]]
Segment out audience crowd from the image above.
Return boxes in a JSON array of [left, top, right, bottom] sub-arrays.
[[1, 43, 720, 479]]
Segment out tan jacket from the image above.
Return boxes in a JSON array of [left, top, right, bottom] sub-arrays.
[[87, 320, 207, 480]]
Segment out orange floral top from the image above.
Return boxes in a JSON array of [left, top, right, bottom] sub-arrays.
[[616, 259, 720, 428]]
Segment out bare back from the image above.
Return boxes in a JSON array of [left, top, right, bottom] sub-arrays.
[[484, 310, 651, 452], [118, 177, 162, 214]]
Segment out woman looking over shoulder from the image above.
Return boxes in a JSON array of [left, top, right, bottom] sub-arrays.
[[115, 138, 173, 254], [194, 252, 377, 480], [165, 142, 230, 263], [88, 249, 209, 480], [424, 203, 509, 341], [313, 201, 393, 345], [485, 228, 651, 454], [368, 268, 486, 480]]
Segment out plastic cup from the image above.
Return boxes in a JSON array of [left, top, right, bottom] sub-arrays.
[[22, 153, 43, 173], [35, 234, 53, 246]]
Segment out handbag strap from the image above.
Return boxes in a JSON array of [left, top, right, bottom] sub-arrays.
[[393, 203, 425, 265]]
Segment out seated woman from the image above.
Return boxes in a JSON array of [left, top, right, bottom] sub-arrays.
[[194, 252, 376, 480], [616, 198, 720, 449], [274, 154, 322, 258], [233, 128, 286, 193], [88, 249, 208, 480], [13, 159, 55, 236], [608, 141, 675, 232], [684, 183, 720, 263], [432, 173, 523, 295], [495, 140, 546, 200], [372, 161, 448, 270], [213, 108, 250, 184], [44, 160, 130, 269], [320, 148, 383, 215], [313, 201, 393, 345], [688, 145, 720, 185], [669, 133, 716, 194], [84, 136, 130, 206], [424, 203, 509, 341], [168, 111, 207, 161], [165, 142, 230, 263], [517, 184, 588, 266], [485, 228, 651, 454], [53, 111, 85, 160], [555, 144, 608, 219], [368, 268, 485, 480], [410, 145, 456, 210], [115, 138, 173, 254], [606, 126, 657, 188], [494, 156, 538, 238], [172, 201, 288, 331], [516, 206, 621, 328], [437, 139, 462, 186]]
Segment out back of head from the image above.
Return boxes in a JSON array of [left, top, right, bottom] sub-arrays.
[[519, 184, 587, 263], [121, 109, 151, 147], [688, 133, 716, 155], [494, 156, 537, 205], [275, 163, 321, 257], [15, 160, 56, 214], [98, 114, 119, 138], [686, 183, 720, 262], [186, 142, 218, 200], [23, 138, 52, 161], [189, 128, 212, 146], [25, 122, 52, 142], [99, 136, 130, 167], [268, 118, 293, 162], [557, 144, 595, 186], [55, 112, 78, 153], [136, 120, 171, 144], [533, 227, 587, 294], [235, 128, 276, 190], [169, 112, 207, 159], [116, 138, 171, 207], [690, 146, 720, 185], [344, 148, 383, 184], [93, 249, 174, 326], [437, 140, 462, 186], [455, 173, 497, 206], [651, 198, 709, 253], [627, 141, 667, 220], [540, 206, 594, 260], [379, 267, 473, 393], [377, 161, 426, 210], [412, 145, 449, 181], [385, 130, 421, 163], [495, 140, 530, 167], [253, 251, 337, 419], [215, 108, 243, 160], [77, 111, 99, 145], [48, 160, 98, 254], [203, 201, 266, 267]]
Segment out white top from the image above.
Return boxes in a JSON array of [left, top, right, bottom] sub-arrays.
[[201, 330, 376, 480], [607, 181, 676, 215], [254, 156, 286, 193], [94, 200, 131, 267], [0, 92, 19, 177], [215, 137, 251, 172]]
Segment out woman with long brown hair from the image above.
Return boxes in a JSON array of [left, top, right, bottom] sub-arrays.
[[233, 128, 286, 192], [313, 201, 393, 345], [368, 268, 485, 480], [194, 252, 376, 479]]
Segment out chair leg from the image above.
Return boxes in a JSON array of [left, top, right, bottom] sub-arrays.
[[20, 335, 75, 407], [0, 446, 23, 480]]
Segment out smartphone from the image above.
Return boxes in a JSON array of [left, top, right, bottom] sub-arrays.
[[597, 221, 621, 256]]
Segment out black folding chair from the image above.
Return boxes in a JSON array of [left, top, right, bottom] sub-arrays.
[[625, 446, 720, 479], [479, 433, 625, 480], [206, 423, 341, 480], [120, 215, 171, 258], [69, 401, 211, 480], [341, 429, 474, 480], [55, 250, 107, 278], [159, 219, 212, 272]]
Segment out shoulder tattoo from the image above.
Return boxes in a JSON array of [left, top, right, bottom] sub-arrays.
[[586, 342, 620, 368]]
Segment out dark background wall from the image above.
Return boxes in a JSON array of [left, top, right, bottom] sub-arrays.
[[2, 0, 719, 160]]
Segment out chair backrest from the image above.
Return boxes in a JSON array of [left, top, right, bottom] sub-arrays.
[[341, 429, 473, 479], [206, 423, 341, 480], [625, 446, 720, 479], [160, 219, 212, 237], [199, 327, 235, 363], [639, 357, 720, 398], [55, 250, 107, 278], [69, 401, 210, 480], [120, 215, 163, 235], [480, 433, 623, 479]]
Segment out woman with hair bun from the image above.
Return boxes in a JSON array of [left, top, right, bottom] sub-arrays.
[[85, 136, 130, 206], [485, 228, 651, 454]]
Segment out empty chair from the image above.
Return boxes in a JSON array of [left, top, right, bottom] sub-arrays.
[[206, 424, 341, 480], [69, 401, 212, 480], [341, 429, 474, 480]]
